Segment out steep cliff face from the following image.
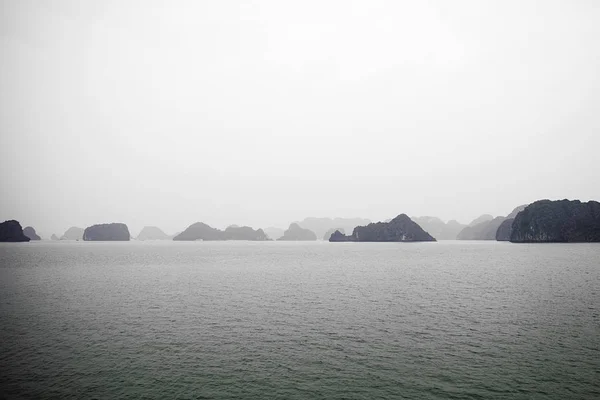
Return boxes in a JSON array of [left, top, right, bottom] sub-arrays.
[[330, 214, 436, 242], [137, 226, 169, 240], [277, 223, 317, 241], [495, 218, 514, 241], [510, 200, 600, 242], [83, 223, 130, 241], [61, 227, 84, 240], [0, 220, 30, 242], [23, 226, 41, 240]]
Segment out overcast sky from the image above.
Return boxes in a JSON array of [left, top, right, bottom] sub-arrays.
[[1, 0, 599, 236]]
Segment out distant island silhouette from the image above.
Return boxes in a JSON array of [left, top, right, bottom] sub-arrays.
[[330, 214, 436, 242], [173, 223, 269, 241], [277, 223, 317, 241], [83, 223, 130, 241]]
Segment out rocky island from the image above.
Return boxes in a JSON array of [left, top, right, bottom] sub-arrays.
[[224, 225, 269, 241], [323, 228, 344, 241], [23, 226, 41, 240], [136, 226, 169, 240], [510, 199, 600, 242], [173, 223, 269, 241], [329, 214, 436, 242], [495, 219, 514, 241], [277, 223, 317, 241], [83, 223, 130, 241], [61, 227, 84, 240], [0, 220, 30, 242]]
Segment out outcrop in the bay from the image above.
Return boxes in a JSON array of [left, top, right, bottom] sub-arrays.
[[412, 216, 466, 240], [295, 217, 370, 241], [329, 214, 436, 242], [277, 223, 317, 241], [495, 218, 514, 241], [51, 234, 59, 240], [61, 227, 84, 240], [323, 228, 344, 241], [83, 223, 130, 241], [0, 220, 30, 242], [173, 223, 269, 241], [224, 225, 269, 241], [23, 226, 41, 240], [173, 222, 224, 241], [510, 199, 600, 242], [136, 226, 170, 240]]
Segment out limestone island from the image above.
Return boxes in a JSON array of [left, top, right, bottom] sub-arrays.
[[61, 227, 84, 240], [0, 220, 30, 242], [173, 222, 269, 241], [510, 199, 600, 242], [136, 226, 170, 240], [277, 223, 317, 241], [83, 223, 130, 241], [329, 214, 436, 242], [23, 226, 41, 240]]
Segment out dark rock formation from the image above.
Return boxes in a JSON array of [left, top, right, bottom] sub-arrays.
[[468, 214, 494, 227], [510, 199, 600, 242], [23, 226, 41, 240], [224, 225, 269, 241], [137, 226, 169, 240], [173, 222, 224, 241], [51, 234, 59, 241], [323, 228, 344, 241], [277, 223, 317, 241], [495, 218, 514, 241], [61, 227, 84, 240], [0, 220, 30, 242], [83, 223, 130, 241], [330, 214, 436, 242], [412, 216, 467, 240], [457, 216, 506, 240], [173, 223, 269, 241], [295, 217, 370, 241], [264, 227, 284, 241]]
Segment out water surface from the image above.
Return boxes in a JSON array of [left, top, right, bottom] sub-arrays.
[[0, 241, 598, 399]]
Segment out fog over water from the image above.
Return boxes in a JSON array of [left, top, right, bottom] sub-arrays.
[[1, 1, 599, 235]]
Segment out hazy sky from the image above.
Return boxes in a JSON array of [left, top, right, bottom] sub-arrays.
[[1, 0, 599, 236]]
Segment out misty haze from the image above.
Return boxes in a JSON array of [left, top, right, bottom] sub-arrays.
[[1, 1, 599, 399]]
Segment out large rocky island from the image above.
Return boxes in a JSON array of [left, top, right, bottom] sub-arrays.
[[83, 223, 130, 241], [173, 223, 269, 241], [510, 199, 600, 242], [277, 223, 317, 241], [0, 220, 30, 242], [329, 214, 436, 242]]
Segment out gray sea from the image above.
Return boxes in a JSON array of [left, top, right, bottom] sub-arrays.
[[0, 241, 598, 399]]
